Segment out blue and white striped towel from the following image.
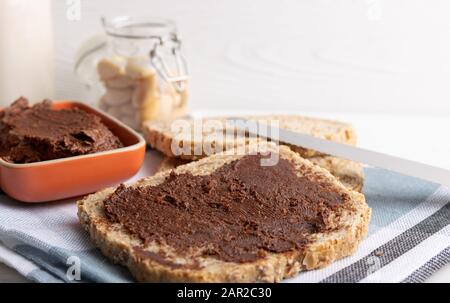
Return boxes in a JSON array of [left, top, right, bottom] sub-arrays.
[[0, 151, 449, 283]]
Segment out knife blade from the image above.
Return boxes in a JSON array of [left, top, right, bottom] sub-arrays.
[[232, 118, 450, 187]]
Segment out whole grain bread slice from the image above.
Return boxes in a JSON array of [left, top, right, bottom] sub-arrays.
[[143, 115, 357, 160], [78, 143, 370, 282], [157, 155, 364, 193]]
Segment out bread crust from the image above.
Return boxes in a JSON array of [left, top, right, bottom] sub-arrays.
[[308, 156, 364, 193], [78, 143, 370, 282], [143, 115, 358, 160]]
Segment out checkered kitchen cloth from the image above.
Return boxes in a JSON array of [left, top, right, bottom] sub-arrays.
[[0, 152, 449, 283]]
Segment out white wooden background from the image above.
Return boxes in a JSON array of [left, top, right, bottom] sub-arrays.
[[53, 0, 450, 115]]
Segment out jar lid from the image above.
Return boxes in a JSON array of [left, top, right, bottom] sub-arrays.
[[102, 16, 177, 41]]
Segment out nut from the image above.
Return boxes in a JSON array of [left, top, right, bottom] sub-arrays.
[[139, 97, 160, 121], [104, 88, 133, 106], [132, 73, 159, 108], [157, 94, 174, 120], [97, 56, 125, 80], [104, 75, 136, 89], [125, 56, 154, 79]]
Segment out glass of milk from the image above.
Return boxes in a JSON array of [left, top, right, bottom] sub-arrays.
[[0, 0, 54, 107]]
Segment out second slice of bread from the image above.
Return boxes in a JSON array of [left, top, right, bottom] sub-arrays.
[[143, 115, 357, 160]]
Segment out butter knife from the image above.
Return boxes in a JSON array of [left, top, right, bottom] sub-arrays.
[[232, 119, 450, 187]]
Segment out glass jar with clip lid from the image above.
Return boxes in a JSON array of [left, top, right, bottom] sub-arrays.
[[75, 16, 189, 130]]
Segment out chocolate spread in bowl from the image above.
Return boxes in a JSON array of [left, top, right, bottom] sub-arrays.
[[104, 154, 351, 264], [0, 98, 123, 164]]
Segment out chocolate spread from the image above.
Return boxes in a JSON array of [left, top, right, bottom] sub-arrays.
[[104, 154, 351, 264], [0, 98, 123, 163]]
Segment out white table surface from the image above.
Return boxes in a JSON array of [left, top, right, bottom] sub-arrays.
[[1, 111, 449, 282]]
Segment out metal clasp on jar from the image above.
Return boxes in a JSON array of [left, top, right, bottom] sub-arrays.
[[149, 35, 189, 94]]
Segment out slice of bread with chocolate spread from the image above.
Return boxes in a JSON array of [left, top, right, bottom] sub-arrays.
[[78, 143, 370, 282], [143, 115, 357, 160]]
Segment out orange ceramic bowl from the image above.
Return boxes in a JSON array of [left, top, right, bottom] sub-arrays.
[[0, 101, 146, 203]]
